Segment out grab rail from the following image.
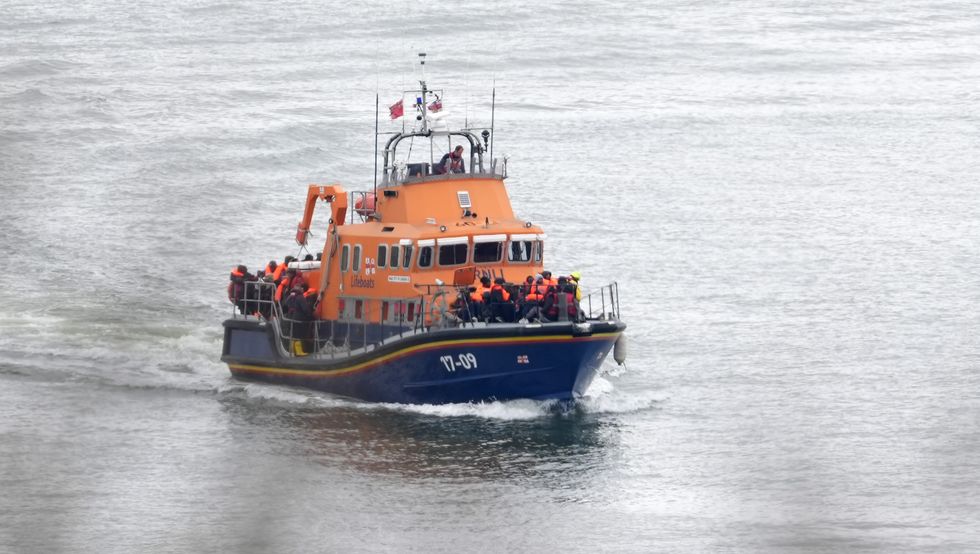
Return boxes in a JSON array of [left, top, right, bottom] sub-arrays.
[[230, 279, 620, 359]]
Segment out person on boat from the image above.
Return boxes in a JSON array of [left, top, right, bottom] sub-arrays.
[[569, 270, 583, 301], [541, 270, 556, 288], [257, 273, 275, 319], [435, 145, 465, 175], [542, 276, 578, 322], [521, 276, 546, 319], [264, 260, 278, 276], [489, 277, 515, 322], [228, 265, 255, 315], [275, 268, 303, 304], [273, 256, 295, 283], [467, 276, 492, 321], [284, 284, 315, 355]]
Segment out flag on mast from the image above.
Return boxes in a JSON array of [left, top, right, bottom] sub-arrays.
[[389, 99, 404, 119]]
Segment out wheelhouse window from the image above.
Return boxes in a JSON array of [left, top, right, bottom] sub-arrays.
[[389, 245, 400, 268], [353, 245, 362, 272], [377, 244, 388, 268], [341, 244, 350, 272], [418, 245, 433, 268], [439, 237, 470, 265], [473, 234, 505, 264], [534, 241, 543, 263], [508, 240, 532, 262], [474, 242, 503, 263], [402, 245, 413, 269]]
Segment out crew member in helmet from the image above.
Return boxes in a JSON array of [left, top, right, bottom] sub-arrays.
[[569, 270, 583, 301]]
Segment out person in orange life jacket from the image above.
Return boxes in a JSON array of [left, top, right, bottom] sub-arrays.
[[543, 276, 578, 322], [520, 275, 535, 297], [303, 286, 319, 314], [521, 276, 546, 319], [435, 145, 465, 175], [532, 274, 548, 296], [467, 276, 492, 321], [273, 255, 295, 283], [489, 277, 515, 322], [228, 265, 255, 314], [541, 270, 557, 288], [275, 268, 303, 303], [264, 260, 278, 276]]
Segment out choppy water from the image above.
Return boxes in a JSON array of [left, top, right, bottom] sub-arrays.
[[2, 1, 980, 552]]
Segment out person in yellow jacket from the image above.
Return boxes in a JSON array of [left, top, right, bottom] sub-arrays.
[[569, 271, 583, 301]]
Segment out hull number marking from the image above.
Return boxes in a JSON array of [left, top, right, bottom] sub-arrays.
[[440, 353, 478, 372]]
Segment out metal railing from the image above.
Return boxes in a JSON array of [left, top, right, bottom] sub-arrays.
[[581, 282, 621, 321], [383, 157, 507, 186], [230, 279, 620, 359]]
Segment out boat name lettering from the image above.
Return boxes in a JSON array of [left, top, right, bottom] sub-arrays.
[[388, 275, 411, 283], [440, 353, 478, 372], [350, 276, 376, 288]]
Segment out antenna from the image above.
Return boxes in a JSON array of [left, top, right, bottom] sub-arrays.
[[489, 83, 496, 162], [373, 93, 379, 198]]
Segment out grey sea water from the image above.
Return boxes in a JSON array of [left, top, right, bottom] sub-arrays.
[[2, 1, 979, 552]]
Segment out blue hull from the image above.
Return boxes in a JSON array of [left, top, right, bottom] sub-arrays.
[[221, 319, 625, 404]]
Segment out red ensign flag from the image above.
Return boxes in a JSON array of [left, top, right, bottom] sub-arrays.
[[389, 99, 404, 119]]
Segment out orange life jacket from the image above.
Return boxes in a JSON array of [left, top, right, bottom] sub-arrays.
[[275, 278, 290, 302], [273, 263, 288, 282], [470, 284, 489, 303], [490, 284, 511, 302], [264, 262, 277, 275]]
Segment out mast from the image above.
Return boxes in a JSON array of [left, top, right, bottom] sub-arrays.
[[373, 93, 379, 198], [418, 52, 428, 134], [490, 84, 496, 162]]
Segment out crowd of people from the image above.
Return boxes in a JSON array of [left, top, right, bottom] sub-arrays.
[[227, 254, 321, 322], [451, 270, 585, 324], [230, 256, 586, 327]]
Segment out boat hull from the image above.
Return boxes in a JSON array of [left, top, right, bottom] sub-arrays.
[[221, 319, 625, 404]]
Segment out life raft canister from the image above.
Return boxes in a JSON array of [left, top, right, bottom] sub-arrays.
[[354, 193, 376, 215]]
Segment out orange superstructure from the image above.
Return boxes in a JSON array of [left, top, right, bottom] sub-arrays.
[[292, 162, 544, 326]]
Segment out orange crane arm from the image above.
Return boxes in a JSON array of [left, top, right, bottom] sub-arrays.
[[295, 184, 348, 245]]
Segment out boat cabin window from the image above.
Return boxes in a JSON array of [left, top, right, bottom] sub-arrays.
[[389, 245, 400, 268], [418, 245, 433, 268], [474, 242, 503, 264], [377, 245, 388, 269], [507, 240, 533, 263], [438, 244, 468, 266], [402, 245, 413, 269], [353, 245, 362, 272], [534, 241, 543, 263], [341, 245, 350, 272]]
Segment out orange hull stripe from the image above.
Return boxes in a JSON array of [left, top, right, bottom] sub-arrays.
[[228, 332, 620, 379]]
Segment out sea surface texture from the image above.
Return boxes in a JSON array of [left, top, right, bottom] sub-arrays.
[[2, 1, 979, 552]]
